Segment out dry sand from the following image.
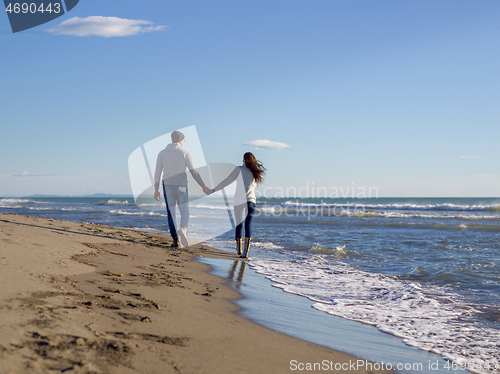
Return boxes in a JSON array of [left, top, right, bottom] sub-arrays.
[[0, 212, 393, 374]]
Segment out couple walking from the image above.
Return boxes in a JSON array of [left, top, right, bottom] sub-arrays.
[[153, 130, 266, 258]]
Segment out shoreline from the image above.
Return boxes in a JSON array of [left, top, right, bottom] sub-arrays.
[[0, 212, 393, 373], [200, 257, 467, 374]]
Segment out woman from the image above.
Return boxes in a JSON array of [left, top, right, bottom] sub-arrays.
[[211, 152, 266, 258]]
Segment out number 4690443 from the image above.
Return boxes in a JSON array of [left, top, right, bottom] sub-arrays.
[[5, 3, 61, 14]]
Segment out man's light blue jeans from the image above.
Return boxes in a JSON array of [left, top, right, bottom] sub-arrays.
[[162, 184, 189, 239]]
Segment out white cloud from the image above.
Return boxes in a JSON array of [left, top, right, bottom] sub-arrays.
[[12, 171, 63, 177], [242, 139, 291, 151], [45, 16, 168, 37], [460, 156, 481, 159]]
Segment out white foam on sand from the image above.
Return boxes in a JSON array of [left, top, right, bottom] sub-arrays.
[[249, 256, 500, 373]]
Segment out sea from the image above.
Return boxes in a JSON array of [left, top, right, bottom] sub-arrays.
[[1, 196, 499, 373]]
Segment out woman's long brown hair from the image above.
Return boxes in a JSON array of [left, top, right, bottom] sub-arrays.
[[243, 152, 266, 185]]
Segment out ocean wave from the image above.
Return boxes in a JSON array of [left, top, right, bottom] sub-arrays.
[[0, 198, 34, 206], [59, 207, 108, 213], [110, 210, 168, 218], [99, 199, 133, 206], [191, 204, 229, 211], [127, 226, 167, 233], [277, 201, 500, 213], [259, 211, 500, 232], [309, 244, 350, 258], [252, 241, 285, 250], [358, 221, 500, 232], [258, 206, 281, 214], [249, 257, 500, 373], [432, 223, 500, 232], [257, 203, 500, 222], [366, 211, 500, 220]]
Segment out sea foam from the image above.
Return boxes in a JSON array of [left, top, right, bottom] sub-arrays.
[[249, 256, 500, 373]]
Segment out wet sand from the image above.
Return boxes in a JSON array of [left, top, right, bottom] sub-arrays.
[[0, 212, 394, 373]]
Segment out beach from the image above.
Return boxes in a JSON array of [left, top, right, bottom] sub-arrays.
[[0, 212, 394, 374], [1, 196, 499, 373], [3, 0, 499, 370]]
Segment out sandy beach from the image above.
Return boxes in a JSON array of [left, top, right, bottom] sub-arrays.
[[0, 212, 394, 374]]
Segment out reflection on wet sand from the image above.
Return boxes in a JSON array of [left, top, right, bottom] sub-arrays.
[[228, 260, 247, 286]]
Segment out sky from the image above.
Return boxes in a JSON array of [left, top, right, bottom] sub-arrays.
[[1, 0, 499, 198]]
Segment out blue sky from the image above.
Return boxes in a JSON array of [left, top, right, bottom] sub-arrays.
[[1, 0, 499, 197]]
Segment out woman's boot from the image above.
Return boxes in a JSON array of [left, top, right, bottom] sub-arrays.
[[240, 237, 252, 258], [235, 237, 242, 256]]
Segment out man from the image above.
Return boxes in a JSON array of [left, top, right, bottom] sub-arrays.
[[153, 130, 211, 247]]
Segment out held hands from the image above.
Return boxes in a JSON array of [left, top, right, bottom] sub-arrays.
[[154, 190, 161, 201], [156, 188, 212, 198]]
